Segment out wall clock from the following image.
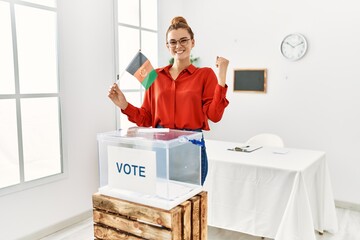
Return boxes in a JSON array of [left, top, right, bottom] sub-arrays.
[[280, 33, 308, 61]]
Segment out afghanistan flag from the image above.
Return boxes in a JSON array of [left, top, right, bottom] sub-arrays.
[[125, 51, 158, 90]]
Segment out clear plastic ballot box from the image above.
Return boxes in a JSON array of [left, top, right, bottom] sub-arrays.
[[97, 127, 203, 210]]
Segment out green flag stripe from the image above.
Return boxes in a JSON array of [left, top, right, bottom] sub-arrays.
[[141, 69, 158, 89]]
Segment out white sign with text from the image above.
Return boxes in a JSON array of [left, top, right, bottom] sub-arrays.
[[107, 146, 156, 195]]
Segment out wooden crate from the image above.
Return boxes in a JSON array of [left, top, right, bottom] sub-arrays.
[[92, 191, 207, 240]]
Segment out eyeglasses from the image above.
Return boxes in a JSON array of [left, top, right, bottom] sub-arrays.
[[167, 38, 191, 48]]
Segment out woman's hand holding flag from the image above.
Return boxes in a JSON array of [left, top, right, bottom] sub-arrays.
[[108, 83, 128, 110], [108, 51, 157, 110]]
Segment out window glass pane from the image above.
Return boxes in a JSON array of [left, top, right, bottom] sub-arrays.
[[15, 5, 58, 94], [120, 117, 137, 131], [119, 71, 142, 90], [120, 91, 142, 130], [21, 97, 61, 181], [141, 31, 158, 68], [0, 99, 20, 188], [20, 0, 56, 8], [141, 0, 157, 30], [118, 26, 139, 72], [0, 2, 15, 94], [124, 91, 142, 108], [118, 0, 139, 26]]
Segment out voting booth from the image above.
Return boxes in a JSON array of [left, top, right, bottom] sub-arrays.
[[96, 127, 203, 210]]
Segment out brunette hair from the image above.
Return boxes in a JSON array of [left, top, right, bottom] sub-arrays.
[[166, 16, 194, 39]]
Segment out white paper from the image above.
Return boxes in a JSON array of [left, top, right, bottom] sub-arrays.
[[137, 128, 170, 133], [107, 146, 157, 195]]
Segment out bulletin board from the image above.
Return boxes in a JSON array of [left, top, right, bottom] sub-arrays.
[[233, 69, 267, 93]]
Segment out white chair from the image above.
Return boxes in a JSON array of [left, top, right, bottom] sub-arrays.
[[246, 133, 284, 147]]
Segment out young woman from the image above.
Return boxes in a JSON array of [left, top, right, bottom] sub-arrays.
[[108, 16, 229, 185]]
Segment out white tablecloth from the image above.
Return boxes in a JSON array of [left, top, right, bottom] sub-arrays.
[[203, 140, 338, 240]]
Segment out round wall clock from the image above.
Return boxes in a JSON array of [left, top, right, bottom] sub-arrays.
[[280, 33, 308, 61]]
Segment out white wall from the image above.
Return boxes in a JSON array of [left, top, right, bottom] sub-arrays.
[[159, 0, 360, 205], [0, 0, 116, 239], [1, 0, 359, 238]]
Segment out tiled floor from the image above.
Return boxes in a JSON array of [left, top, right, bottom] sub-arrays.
[[41, 207, 360, 240]]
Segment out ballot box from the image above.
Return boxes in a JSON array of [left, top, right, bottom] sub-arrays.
[[97, 127, 203, 210]]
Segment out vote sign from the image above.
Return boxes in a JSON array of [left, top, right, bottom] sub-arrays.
[[107, 146, 156, 195]]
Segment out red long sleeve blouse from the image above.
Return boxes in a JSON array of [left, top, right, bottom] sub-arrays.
[[121, 64, 229, 130]]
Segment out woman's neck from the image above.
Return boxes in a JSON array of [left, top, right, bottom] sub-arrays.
[[169, 59, 191, 80], [171, 59, 191, 72]]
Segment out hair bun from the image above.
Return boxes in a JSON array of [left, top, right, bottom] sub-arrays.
[[171, 16, 188, 26], [166, 16, 194, 39]]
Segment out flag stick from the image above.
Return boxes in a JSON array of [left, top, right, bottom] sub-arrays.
[[116, 70, 126, 85]]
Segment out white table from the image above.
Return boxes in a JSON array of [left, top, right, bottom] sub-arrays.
[[203, 140, 338, 240]]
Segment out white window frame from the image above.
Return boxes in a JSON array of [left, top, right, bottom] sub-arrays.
[[0, 0, 64, 196], [114, 0, 158, 130]]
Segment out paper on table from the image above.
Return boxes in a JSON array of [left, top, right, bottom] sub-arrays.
[[242, 145, 262, 152], [228, 145, 262, 152], [273, 149, 289, 154]]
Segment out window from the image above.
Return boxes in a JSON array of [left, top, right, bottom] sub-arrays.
[[116, 0, 158, 130], [0, 0, 61, 194]]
